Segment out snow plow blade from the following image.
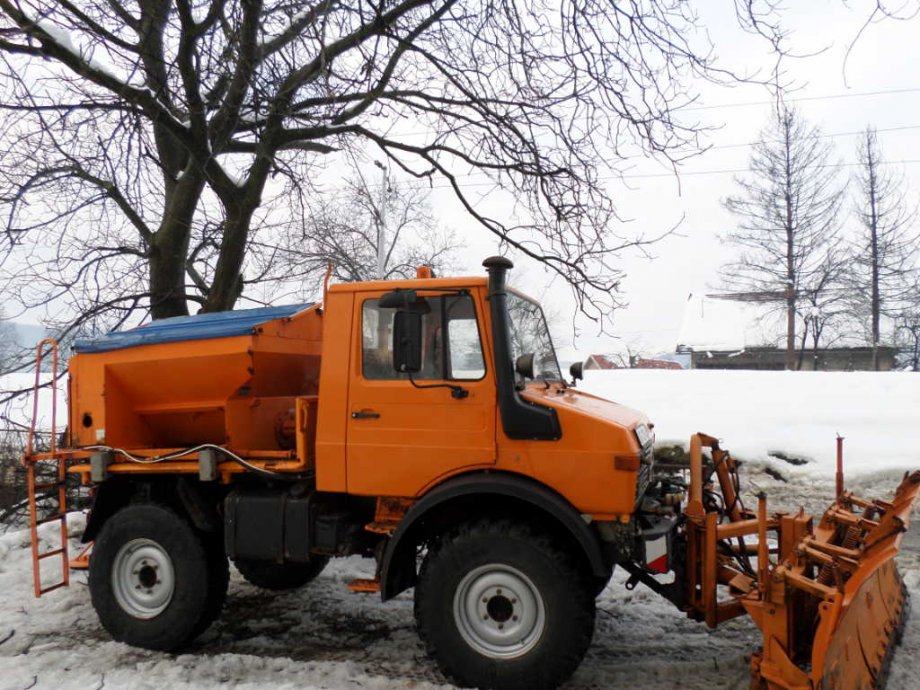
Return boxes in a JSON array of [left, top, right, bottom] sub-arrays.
[[746, 470, 920, 690]]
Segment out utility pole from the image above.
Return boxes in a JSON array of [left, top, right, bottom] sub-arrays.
[[374, 160, 388, 280]]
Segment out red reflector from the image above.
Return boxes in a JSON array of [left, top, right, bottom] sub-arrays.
[[614, 454, 641, 471], [648, 553, 669, 574]]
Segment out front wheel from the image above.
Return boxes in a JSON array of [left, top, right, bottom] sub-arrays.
[[414, 520, 596, 690]]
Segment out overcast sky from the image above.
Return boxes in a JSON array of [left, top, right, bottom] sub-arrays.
[[7, 1, 920, 359], [398, 1, 920, 357]]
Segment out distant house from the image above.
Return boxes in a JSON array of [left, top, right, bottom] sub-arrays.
[[676, 294, 897, 371], [581, 354, 684, 370], [584, 354, 620, 370], [634, 357, 683, 370], [690, 345, 898, 371]]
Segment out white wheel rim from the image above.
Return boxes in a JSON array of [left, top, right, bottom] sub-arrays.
[[111, 538, 175, 619], [452, 563, 546, 659]]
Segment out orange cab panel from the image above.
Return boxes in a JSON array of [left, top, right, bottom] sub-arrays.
[[344, 287, 496, 497]]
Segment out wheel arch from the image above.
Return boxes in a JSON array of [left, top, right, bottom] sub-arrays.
[[379, 471, 610, 601], [84, 476, 221, 543]]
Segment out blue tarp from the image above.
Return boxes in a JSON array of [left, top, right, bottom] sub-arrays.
[[73, 303, 314, 354]]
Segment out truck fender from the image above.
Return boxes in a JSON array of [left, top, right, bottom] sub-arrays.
[[83, 477, 219, 543], [379, 472, 609, 600], [82, 478, 134, 543]]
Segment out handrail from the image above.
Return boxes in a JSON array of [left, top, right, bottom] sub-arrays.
[[25, 338, 59, 459]]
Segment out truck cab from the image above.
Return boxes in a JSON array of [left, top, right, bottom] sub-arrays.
[[316, 257, 653, 518]]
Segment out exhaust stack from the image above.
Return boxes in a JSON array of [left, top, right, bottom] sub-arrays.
[[482, 256, 559, 440]]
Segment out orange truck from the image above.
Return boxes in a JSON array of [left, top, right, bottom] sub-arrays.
[[22, 257, 920, 690]]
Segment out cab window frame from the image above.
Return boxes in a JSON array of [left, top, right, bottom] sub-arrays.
[[360, 291, 488, 383]]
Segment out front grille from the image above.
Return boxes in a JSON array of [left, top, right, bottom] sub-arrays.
[[635, 441, 654, 501]]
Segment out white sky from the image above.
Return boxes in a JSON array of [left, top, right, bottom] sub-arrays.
[[7, 1, 920, 359], [411, 1, 920, 356]]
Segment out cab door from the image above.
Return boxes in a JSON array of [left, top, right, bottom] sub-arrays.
[[345, 289, 496, 496]]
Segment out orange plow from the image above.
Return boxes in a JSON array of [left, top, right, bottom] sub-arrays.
[[675, 433, 919, 690]]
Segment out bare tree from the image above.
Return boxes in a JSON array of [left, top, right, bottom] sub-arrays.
[[0, 309, 19, 374], [795, 246, 850, 369], [276, 160, 457, 287], [849, 127, 919, 370], [892, 273, 920, 371], [722, 105, 846, 370], [896, 311, 920, 371], [0, 0, 791, 336]]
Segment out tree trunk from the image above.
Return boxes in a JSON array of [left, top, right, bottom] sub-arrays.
[[866, 134, 881, 371], [148, 174, 205, 319], [796, 315, 808, 370], [202, 197, 258, 313], [202, 213, 248, 313], [870, 224, 881, 371], [783, 112, 797, 371], [149, 242, 191, 319]]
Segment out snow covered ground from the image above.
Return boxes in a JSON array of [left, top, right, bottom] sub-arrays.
[[581, 369, 920, 474], [0, 468, 918, 690], [0, 370, 917, 689]]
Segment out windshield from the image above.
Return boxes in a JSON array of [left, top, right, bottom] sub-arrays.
[[507, 291, 562, 381]]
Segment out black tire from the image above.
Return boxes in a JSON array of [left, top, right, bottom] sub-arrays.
[[415, 520, 596, 690], [189, 533, 229, 640], [89, 503, 213, 651], [234, 556, 330, 591]]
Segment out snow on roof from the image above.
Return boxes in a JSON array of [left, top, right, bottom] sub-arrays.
[[676, 294, 781, 352]]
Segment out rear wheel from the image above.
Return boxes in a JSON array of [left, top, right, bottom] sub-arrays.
[[234, 556, 329, 591], [415, 520, 596, 690], [89, 503, 217, 651]]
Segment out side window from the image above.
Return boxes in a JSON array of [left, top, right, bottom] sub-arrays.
[[362, 299, 397, 380], [361, 295, 485, 381], [445, 296, 485, 380]]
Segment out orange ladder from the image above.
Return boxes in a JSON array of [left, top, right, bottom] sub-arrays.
[[23, 338, 70, 597]]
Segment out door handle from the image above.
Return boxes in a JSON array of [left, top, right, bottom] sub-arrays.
[[351, 409, 380, 420]]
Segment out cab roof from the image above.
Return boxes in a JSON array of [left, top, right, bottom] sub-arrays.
[[328, 276, 488, 293]]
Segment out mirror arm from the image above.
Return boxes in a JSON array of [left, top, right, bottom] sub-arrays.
[[408, 375, 469, 399]]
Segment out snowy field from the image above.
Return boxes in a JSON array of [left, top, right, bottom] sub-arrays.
[[0, 370, 918, 689], [582, 369, 920, 474]]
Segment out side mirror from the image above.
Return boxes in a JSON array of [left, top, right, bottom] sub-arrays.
[[381, 289, 430, 375], [515, 353, 535, 379], [393, 311, 423, 373], [569, 361, 584, 382]]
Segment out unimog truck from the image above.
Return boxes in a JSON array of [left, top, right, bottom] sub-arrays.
[[22, 257, 920, 690]]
